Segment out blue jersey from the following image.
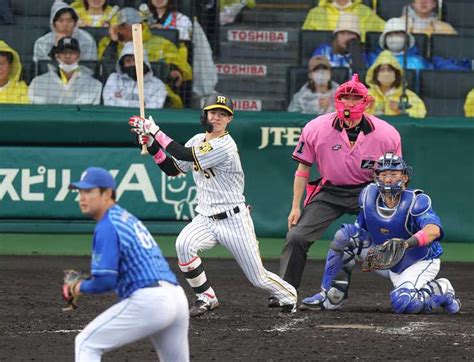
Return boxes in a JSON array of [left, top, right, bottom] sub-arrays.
[[358, 184, 443, 273], [90, 204, 178, 299]]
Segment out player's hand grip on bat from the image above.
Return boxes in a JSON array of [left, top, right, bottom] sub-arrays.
[[62, 269, 88, 312], [129, 115, 160, 136], [135, 133, 160, 156]]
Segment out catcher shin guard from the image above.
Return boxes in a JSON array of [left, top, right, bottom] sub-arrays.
[[421, 278, 461, 314], [178, 256, 215, 297], [390, 282, 425, 314]]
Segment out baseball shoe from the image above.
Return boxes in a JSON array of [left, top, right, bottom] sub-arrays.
[[189, 295, 219, 317], [280, 303, 297, 314], [298, 291, 326, 311], [268, 296, 281, 308]]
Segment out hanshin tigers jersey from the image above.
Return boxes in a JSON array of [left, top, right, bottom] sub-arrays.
[[173, 132, 245, 216]]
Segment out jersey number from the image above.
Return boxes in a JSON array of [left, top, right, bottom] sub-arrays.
[[193, 163, 216, 178], [134, 221, 155, 249]]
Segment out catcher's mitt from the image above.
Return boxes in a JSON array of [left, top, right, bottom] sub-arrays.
[[62, 269, 88, 312], [362, 238, 407, 271]]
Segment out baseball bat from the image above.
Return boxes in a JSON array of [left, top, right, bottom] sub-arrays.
[[132, 23, 148, 155]]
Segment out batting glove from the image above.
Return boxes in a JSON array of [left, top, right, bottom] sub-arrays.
[[129, 115, 160, 136], [136, 133, 160, 155]]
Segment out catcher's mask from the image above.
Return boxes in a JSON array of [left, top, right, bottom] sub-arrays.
[[334, 73, 369, 128], [374, 152, 411, 199], [200, 95, 234, 132]]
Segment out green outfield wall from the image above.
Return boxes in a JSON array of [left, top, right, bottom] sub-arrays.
[[0, 105, 473, 242]]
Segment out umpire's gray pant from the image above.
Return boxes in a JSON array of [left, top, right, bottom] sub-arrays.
[[279, 183, 366, 290]]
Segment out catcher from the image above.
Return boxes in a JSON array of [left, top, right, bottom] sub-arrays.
[[299, 152, 461, 314]]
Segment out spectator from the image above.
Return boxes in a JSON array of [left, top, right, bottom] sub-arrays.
[[403, 0, 457, 36], [365, 50, 426, 118], [140, 0, 193, 42], [33, 1, 97, 62], [103, 41, 167, 109], [288, 56, 339, 115], [0, 41, 29, 104], [29, 37, 102, 105], [312, 13, 366, 70], [100, 7, 192, 108], [0, 0, 13, 25], [302, 0, 385, 41], [465, 89, 474, 117], [71, 0, 120, 28], [367, 17, 432, 70]]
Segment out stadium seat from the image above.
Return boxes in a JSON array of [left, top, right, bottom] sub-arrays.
[[12, 0, 52, 17], [20, 60, 36, 85], [299, 30, 333, 65], [431, 34, 474, 61], [445, 1, 474, 30], [150, 28, 180, 46], [420, 70, 474, 116], [101, 61, 117, 83], [286, 66, 349, 104], [365, 32, 430, 59], [376, 0, 406, 20], [82, 27, 109, 45], [0, 25, 49, 61]]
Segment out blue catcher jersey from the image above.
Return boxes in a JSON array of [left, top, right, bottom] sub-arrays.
[[358, 184, 443, 273], [90, 205, 178, 299]]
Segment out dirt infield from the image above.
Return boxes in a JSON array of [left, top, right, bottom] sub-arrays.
[[1, 256, 472, 361]]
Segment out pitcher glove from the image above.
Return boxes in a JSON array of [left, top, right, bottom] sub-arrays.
[[129, 115, 160, 136], [62, 269, 88, 312], [362, 238, 407, 271]]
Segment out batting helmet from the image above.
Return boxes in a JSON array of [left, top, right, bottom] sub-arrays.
[[374, 152, 411, 198], [334, 74, 369, 127], [200, 95, 234, 132]]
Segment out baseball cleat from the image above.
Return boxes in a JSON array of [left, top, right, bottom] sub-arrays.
[[280, 304, 297, 314], [299, 292, 326, 310], [189, 297, 219, 317], [268, 296, 281, 308]]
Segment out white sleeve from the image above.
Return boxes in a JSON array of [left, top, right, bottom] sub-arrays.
[[192, 136, 233, 171], [144, 77, 167, 109], [176, 13, 192, 41], [103, 73, 138, 107]]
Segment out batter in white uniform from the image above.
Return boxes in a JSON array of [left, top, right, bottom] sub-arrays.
[[129, 95, 297, 317]]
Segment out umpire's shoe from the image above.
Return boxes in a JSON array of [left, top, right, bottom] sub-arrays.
[[189, 294, 219, 317]]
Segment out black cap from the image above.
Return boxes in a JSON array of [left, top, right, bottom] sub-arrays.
[[56, 37, 80, 53], [202, 95, 234, 115]]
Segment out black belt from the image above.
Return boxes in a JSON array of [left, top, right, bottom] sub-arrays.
[[209, 206, 240, 220]]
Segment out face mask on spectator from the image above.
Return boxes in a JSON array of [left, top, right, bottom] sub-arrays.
[[377, 70, 396, 86], [311, 70, 331, 85], [59, 61, 79, 73], [123, 65, 138, 80], [385, 34, 406, 53]]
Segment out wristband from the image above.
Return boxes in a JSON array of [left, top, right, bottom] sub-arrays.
[[153, 149, 167, 164], [154, 130, 173, 149], [295, 170, 310, 178], [414, 230, 429, 247]]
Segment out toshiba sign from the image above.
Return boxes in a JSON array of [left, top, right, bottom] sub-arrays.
[[216, 64, 267, 77], [233, 99, 262, 111], [227, 30, 288, 43]]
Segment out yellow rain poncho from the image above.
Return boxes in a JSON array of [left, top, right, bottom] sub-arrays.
[[365, 50, 426, 118], [0, 41, 29, 104]]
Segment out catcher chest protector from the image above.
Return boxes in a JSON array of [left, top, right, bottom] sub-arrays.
[[200, 95, 234, 132], [362, 184, 430, 273]]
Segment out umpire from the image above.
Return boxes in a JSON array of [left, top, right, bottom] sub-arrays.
[[273, 74, 402, 303]]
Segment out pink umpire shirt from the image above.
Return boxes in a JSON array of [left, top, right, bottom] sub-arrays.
[[292, 112, 402, 186]]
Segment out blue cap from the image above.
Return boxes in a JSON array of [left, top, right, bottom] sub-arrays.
[[69, 167, 116, 190]]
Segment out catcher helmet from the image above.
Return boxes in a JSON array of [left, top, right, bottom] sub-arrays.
[[374, 152, 411, 198], [200, 95, 234, 132], [334, 74, 369, 127]]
